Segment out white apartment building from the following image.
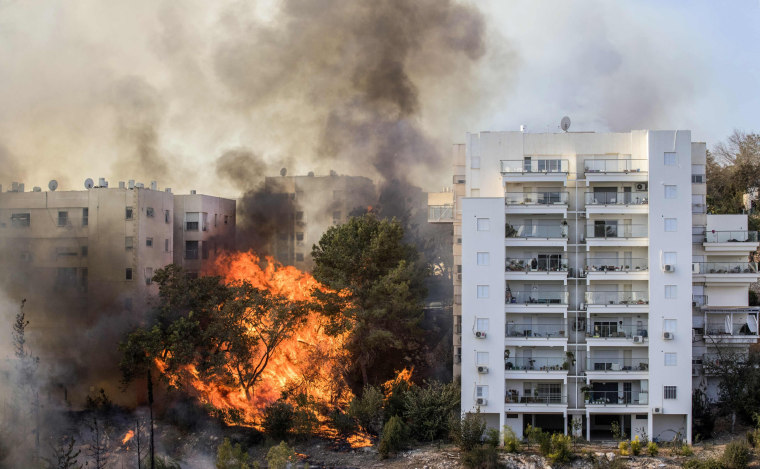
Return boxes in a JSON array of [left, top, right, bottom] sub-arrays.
[[430, 129, 760, 443]]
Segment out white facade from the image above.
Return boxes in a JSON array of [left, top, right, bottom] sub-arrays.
[[436, 129, 758, 443]]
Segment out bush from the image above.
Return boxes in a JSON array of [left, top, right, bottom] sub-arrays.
[[266, 441, 296, 469], [503, 426, 521, 453], [722, 440, 751, 469], [329, 409, 357, 437], [547, 434, 573, 464], [485, 428, 501, 448], [630, 436, 642, 456], [291, 406, 319, 439], [462, 446, 506, 469], [684, 458, 724, 469], [646, 441, 659, 456], [261, 401, 294, 441], [403, 381, 460, 442], [618, 440, 630, 456], [378, 415, 409, 459], [348, 385, 385, 435], [525, 424, 548, 451], [450, 411, 486, 451], [216, 438, 249, 469]]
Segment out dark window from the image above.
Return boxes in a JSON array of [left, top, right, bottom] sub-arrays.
[[186, 272, 199, 280], [224, 215, 229, 225], [125, 207, 133, 220], [81, 246, 88, 257], [11, 213, 30, 227], [57, 211, 68, 226], [146, 237, 153, 247], [296, 211, 304, 221], [80, 268, 88, 292], [82, 208, 88, 226], [185, 241, 199, 259], [635, 414, 648, 420], [165, 210, 170, 223], [506, 414, 519, 419], [56, 268, 78, 288], [126, 268, 133, 280], [664, 386, 677, 399], [165, 239, 170, 252], [296, 253, 304, 262], [146, 207, 155, 217]]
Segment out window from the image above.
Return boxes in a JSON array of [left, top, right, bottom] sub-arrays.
[[165, 210, 171, 223], [80, 268, 88, 292], [476, 385, 489, 399], [665, 285, 677, 299], [476, 318, 490, 332], [125, 207, 133, 220], [125, 268, 133, 280], [56, 267, 78, 288], [165, 239, 170, 252], [224, 215, 229, 225], [296, 232, 304, 244], [664, 218, 677, 232], [476, 252, 490, 266], [146, 237, 153, 248], [185, 212, 199, 231], [664, 185, 677, 199], [664, 386, 677, 399], [58, 211, 68, 226], [185, 241, 199, 259], [665, 353, 677, 366], [692, 225, 706, 243], [124, 237, 133, 250], [146, 207, 155, 217], [296, 253, 304, 262], [476, 218, 490, 231], [664, 252, 677, 265], [476, 352, 489, 365], [476, 285, 489, 298], [202, 212, 209, 231], [664, 319, 677, 334], [145, 267, 153, 285], [56, 247, 78, 257], [214, 213, 218, 226], [11, 213, 30, 227], [82, 208, 88, 226], [81, 246, 88, 257], [471, 156, 481, 169], [664, 152, 677, 166], [202, 241, 209, 259], [296, 211, 304, 222]]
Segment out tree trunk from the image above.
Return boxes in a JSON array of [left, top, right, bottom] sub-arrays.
[[136, 419, 142, 469], [148, 370, 155, 469], [732, 411, 736, 434]]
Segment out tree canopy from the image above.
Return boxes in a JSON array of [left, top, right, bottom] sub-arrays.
[[707, 130, 760, 227]]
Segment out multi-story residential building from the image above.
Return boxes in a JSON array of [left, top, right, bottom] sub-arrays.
[[430, 129, 759, 443]]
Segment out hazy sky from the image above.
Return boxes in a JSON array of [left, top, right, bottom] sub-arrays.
[[0, 0, 758, 195]]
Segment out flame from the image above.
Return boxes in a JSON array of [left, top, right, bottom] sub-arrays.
[[121, 430, 134, 445], [381, 367, 413, 396]]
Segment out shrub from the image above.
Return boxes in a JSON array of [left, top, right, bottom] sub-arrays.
[[485, 428, 501, 448], [261, 401, 294, 441], [462, 446, 506, 469], [348, 385, 385, 435], [722, 440, 751, 469], [291, 406, 319, 439], [646, 441, 659, 456], [403, 381, 460, 442], [266, 441, 296, 469], [525, 424, 545, 450], [329, 409, 357, 437], [630, 436, 642, 456], [547, 434, 573, 464], [503, 426, 521, 453], [378, 415, 409, 459], [684, 458, 724, 469], [450, 411, 486, 451], [677, 444, 694, 457], [216, 438, 250, 469], [618, 440, 630, 456]]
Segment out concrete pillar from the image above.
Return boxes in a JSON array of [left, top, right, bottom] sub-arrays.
[[564, 412, 568, 435], [586, 412, 591, 441], [499, 412, 506, 446], [686, 414, 692, 443], [647, 413, 654, 442], [571, 415, 583, 438]]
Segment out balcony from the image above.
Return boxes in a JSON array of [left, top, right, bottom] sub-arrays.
[[585, 223, 648, 247], [583, 159, 648, 183], [506, 290, 568, 313], [584, 192, 648, 215], [500, 159, 569, 183], [585, 291, 649, 314], [428, 204, 454, 223], [505, 356, 569, 374], [586, 324, 649, 346], [505, 191, 568, 215], [585, 390, 648, 407], [505, 393, 567, 405], [692, 262, 759, 283], [585, 258, 648, 281], [703, 230, 760, 254], [704, 311, 759, 345], [505, 223, 567, 248], [505, 323, 567, 346], [505, 257, 568, 281], [585, 358, 649, 373]]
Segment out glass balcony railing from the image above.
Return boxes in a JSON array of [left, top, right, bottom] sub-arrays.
[[586, 358, 649, 372], [505, 393, 567, 404], [585, 391, 648, 405], [705, 323, 759, 336], [505, 257, 568, 272], [584, 159, 647, 173], [585, 291, 649, 305], [586, 258, 648, 272], [505, 357, 568, 371], [692, 262, 758, 274], [586, 223, 648, 238], [506, 323, 566, 338], [584, 192, 648, 205], [587, 324, 648, 339], [506, 290, 568, 305], [506, 224, 566, 238], [505, 192, 568, 205], [428, 205, 454, 222], [500, 159, 569, 174], [704, 230, 759, 243]]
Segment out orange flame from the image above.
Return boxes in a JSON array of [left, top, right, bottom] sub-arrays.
[[121, 430, 134, 445]]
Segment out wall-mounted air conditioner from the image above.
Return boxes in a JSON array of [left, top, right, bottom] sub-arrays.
[[633, 336, 643, 343], [477, 366, 489, 374], [476, 398, 488, 406], [475, 331, 487, 339], [653, 407, 662, 414], [663, 332, 674, 340], [664, 264, 675, 273], [636, 183, 648, 191]]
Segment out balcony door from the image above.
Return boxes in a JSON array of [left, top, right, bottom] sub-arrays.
[[593, 187, 617, 205]]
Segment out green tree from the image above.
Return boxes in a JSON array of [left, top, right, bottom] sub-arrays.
[[311, 214, 428, 388], [707, 130, 760, 222], [216, 438, 249, 469], [266, 442, 296, 469], [704, 341, 760, 432]]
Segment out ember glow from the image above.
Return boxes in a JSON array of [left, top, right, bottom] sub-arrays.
[[121, 430, 134, 445]]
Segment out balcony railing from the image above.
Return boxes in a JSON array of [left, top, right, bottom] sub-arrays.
[[692, 262, 758, 274], [585, 291, 649, 305], [428, 204, 454, 222], [505, 257, 568, 272], [506, 290, 568, 305], [506, 323, 566, 338], [586, 223, 648, 238], [500, 159, 569, 174], [692, 295, 708, 308], [585, 391, 647, 405], [505, 393, 567, 404], [587, 324, 648, 339], [705, 323, 758, 336], [505, 192, 568, 205], [704, 230, 759, 243], [505, 357, 568, 371], [586, 358, 649, 372], [586, 258, 648, 272], [506, 224, 566, 238], [584, 159, 647, 173], [585, 192, 648, 205]]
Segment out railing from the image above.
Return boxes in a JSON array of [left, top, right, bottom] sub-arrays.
[[586, 223, 648, 238], [505, 192, 568, 205], [704, 230, 759, 243], [692, 262, 758, 274], [584, 159, 647, 173], [587, 324, 648, 339], [585, 291, 649, 305], [705, 323, 759, 336], [692, 203, 706, 214], [585, 391, 647, 405], [506, 224, 566, 238], [586, 258, 648, 272], [505, 357, 568, 371], [506, 290, 568, 305], [584, 192, 648, 205], [586, 358, 649, 372], [428, 204, 454, 221], [506, 393, 567, 405], [500, 159, 569, 174], [506, 323, 566, 338], [505, 257, 568, 272], [692, 295, 708, 308]]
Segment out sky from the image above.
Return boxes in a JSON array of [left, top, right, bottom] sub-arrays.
[[0, 0, 758, 196]]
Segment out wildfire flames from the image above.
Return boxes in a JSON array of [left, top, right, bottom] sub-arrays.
[[121, 430, 134, 445]]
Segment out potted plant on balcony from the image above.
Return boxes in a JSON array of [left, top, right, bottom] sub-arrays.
[[581, 385, 591, 404]]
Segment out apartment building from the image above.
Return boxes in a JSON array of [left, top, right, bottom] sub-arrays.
[[430, 129, 760, 443]]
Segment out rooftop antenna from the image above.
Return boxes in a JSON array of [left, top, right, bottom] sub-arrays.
[[48, 180, 58, 191], [560, 116, 571, 132]]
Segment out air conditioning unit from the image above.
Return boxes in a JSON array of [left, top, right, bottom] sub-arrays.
[[477, 366, 489, 374], [475, 331, 487, 339], [633, 335, 643, 343], [579, 302, 587, 311], [664, 264, 675, 273], [635, 182, 648, 191], [663, 332, 674, 340], [652, 407, 662, 414], [476, 398, 488, 406], [692, 263, 700, 273]]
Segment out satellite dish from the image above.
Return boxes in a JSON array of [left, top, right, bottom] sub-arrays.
[[280, 168, 287, 177], [48, 180, 58, 191], [84, 178, 94, 189], [560, 116, 571, 132]]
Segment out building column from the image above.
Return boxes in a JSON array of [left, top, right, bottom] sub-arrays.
[[586, 411, 591, 441], [686, 414, 692, 444], [563, 412, 568, 435], [499, 412, 506, 447], [647, 413, 654, 442]]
